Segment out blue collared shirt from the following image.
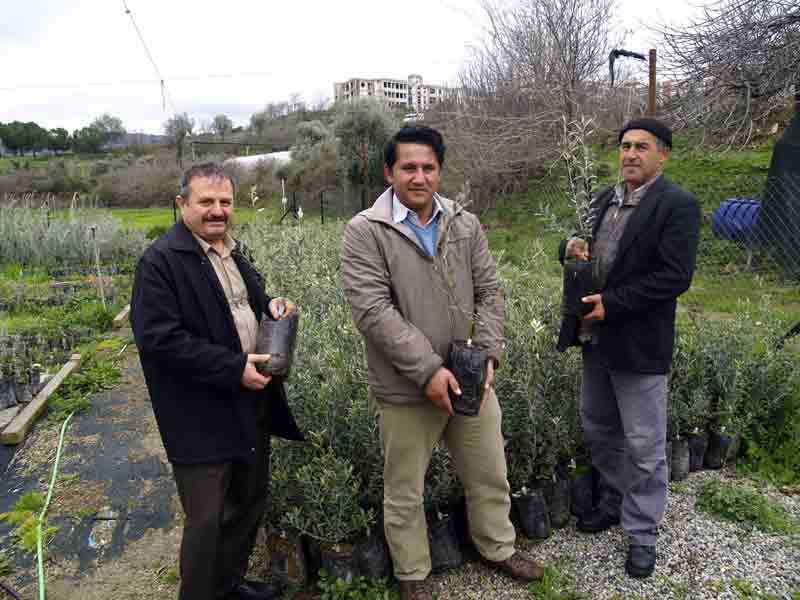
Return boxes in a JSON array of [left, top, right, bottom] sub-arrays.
[[392, 192, 443, 257]]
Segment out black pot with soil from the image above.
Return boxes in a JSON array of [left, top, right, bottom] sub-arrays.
[[561, 258, 596, 318], [427, 510, 464, 573], [687, 431, 709, 472], [447, 340, 487, 417], [540, 478, 570, 529], [569, 465, 594, 518], [318, 542, 360, 583], [255, 309, 300, 377], [267, 529, 309, 587], [355, 525, 392, 579], [704, 430, 735, 470], [511, 488, 551, 540], [670, 437, 690, 481], [0, 377, 17, 410], [449, 496, 480, 562]]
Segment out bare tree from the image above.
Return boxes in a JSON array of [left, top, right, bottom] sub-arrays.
[[466, 0, 622, 119], [656, 0, 800, 148]]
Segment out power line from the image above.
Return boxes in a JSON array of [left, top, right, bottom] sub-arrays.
[[121, 0, 178, 114]]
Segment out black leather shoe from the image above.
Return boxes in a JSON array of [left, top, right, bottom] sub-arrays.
[[625, 545, 656, 578], [575, 510, 620, 533], [227, 579, 284, 600]]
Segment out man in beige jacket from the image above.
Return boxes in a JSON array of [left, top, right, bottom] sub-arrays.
[[342, 125, 543, 600]]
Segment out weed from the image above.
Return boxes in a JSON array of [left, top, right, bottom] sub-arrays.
[[47, 351, 121, 422], [731, 578, 782, 599], [528, 565, 587, 600], [0, 549, 11, 578], [317, 569, 399, 600], [0, 491, 58, 553], [669, 483, 691, 495], [159, 566, 179, 585], [696, 480, 799, 534]]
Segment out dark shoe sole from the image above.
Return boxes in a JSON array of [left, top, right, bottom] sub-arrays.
[[625, 561, 655, 578]]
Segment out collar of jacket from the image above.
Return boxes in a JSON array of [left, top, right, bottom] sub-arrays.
[[592, 175, 671, 280], [362, 187, 463, 258]]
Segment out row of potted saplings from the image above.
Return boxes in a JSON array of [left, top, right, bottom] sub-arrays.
[[0, 281, 124, 313], [0, 331, 87, 410]]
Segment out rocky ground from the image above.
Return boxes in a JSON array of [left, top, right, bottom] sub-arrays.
[[1, 330, 798, 600]]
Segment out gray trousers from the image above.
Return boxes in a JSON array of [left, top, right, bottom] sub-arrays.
[[581, 346, 668, 546]]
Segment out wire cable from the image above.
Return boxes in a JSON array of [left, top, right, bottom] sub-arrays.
[[121, 0, 178, 114]]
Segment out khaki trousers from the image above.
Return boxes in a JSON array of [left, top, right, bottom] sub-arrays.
[[372, 390, 516, 580]]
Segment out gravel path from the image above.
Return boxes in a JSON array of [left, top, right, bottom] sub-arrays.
[[429, 470, 800, 600]]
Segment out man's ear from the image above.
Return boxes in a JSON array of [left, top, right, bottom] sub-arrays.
[[383, 164, 393, 185], [175, 195, 186, 209]]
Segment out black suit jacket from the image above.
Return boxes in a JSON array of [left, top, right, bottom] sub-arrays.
[[130, 221, 303, 465], [557, 176, 701, 374]]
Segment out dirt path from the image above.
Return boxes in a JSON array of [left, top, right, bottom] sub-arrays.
[[0, 329, 183, 600]]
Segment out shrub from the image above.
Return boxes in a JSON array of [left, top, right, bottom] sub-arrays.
[[696, 479, 799, 534]]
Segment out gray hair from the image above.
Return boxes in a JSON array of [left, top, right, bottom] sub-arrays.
[[179, 162, 237, 200]]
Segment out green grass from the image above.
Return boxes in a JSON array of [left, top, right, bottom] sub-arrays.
[[696, 479, 799, 534], [528, 565, 587, 600]]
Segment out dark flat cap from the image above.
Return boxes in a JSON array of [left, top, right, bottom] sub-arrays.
[[618, 118, 672, 149]]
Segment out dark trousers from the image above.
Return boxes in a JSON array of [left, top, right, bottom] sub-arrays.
[[581, 346, 668, 546], [172, 433, 271, 600]]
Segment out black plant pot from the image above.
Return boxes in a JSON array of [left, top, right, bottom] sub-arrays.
[[449, 496, 480, 562], [255, 310, 300, 377], [355, 526, 392, 580], [447, 341, 487, 417], [562, 259, 596, 318], [0, 377, 17, 410], [704, 431, 734, 470], [512, 488, 551, 540], [319, 543, 359, 584], [569, 469, 594, 518], [541, 478, 570, 529], [427, 512, 463, 573], [670, 438, 690, 482], [268, 529, 309, 587], [687, 432, 709, 472]]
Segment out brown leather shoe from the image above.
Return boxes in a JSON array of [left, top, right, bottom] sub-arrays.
[[485, 551, 545, 582], [399, 579, 433, 600]]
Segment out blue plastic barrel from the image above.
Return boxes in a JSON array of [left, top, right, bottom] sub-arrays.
[[712, 198, 761, 245]]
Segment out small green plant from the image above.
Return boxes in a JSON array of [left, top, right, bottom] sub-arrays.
[[0, 491, 58, 553], [0, 549, 11, 578], [48, 351, 121, 421], [159, 566, 180, 585], [317, 570, 399, 600], [285, 434, 374, 545], [697, 480, 799, 534], [528, 565, 587, 600], [731, 578, 782, 599]]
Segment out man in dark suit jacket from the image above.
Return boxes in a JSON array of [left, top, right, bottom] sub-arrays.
[[131, 163, 303, 600], [558, 119, 700, 578]]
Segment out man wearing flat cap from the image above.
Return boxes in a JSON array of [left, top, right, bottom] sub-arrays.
[[558, 118, 700, 578]]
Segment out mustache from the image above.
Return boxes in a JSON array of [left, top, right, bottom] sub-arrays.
[[204, 217, 228, 222]]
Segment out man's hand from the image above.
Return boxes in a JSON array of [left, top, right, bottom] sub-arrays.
[[425, 367, 460, 416], [269, 297, 297, 320], [581, 294, 606, 322], [481, 360, 496, 411], [242, 353, 272, 390]]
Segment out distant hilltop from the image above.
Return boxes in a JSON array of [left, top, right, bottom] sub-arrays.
[[106, 132, 169, 148]]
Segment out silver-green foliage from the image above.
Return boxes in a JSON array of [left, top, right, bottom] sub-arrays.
[[0, 208, 145, 271]]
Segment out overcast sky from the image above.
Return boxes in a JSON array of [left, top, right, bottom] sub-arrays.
[[1, 0, 701, 134]]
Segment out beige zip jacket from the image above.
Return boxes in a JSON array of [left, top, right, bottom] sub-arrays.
[[342, 187, 504, 405]]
